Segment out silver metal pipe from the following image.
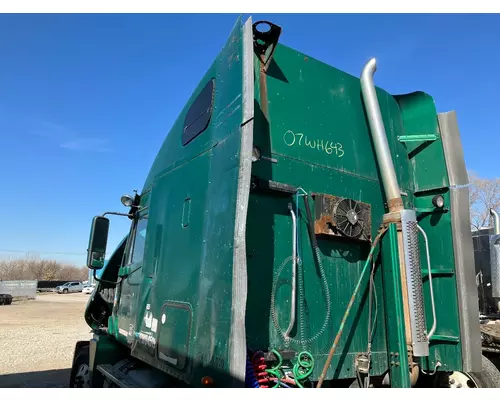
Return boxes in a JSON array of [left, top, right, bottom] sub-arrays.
[[418, 225, 437, 339], [491, 209, 500, 235], [360, 58, 402, 210], [285, 207, 297, 338]]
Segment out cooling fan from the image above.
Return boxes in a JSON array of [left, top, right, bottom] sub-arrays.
[[313, 193, 372, 242], [333, 198, 365, 238]]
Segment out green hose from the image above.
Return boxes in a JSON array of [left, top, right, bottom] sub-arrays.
[[293, 351, 315, 388], [265, 349, 284, 388]]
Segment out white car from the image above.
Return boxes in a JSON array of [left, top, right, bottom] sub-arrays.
[[82, 285, 96, 295]]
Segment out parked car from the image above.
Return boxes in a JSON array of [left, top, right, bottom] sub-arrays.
[[82, 284, 95, 295], [56, 281, 83, 294]]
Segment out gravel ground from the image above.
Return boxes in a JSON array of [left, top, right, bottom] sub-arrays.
[[0, 293, 92, 388]]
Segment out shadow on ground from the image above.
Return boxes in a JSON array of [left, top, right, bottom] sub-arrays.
[[0, 368, 71, 388]]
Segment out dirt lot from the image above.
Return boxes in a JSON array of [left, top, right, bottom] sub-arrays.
[[0, 293, 92, 388]]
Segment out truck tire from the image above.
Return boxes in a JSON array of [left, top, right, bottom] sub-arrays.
[[434, 355, 500, 388], [349, 356, 500, 388], [70, 345, 90, 388], [5, 295, 12, 305], [63, 288, 68, 294], [461, 355, 500, 388]]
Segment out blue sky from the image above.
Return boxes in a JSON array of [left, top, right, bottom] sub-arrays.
[[0, 13, 498, 266]]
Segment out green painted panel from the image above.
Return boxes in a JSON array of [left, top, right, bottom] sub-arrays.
[[395, 92, 449, 192], [415, 190, 462, 372], [247, 41, 463, 382], [254, 44, 413, 194], [99, 17, 247, 387], [247, 150, 390, 380], [397, 92, 463, 371], [247, 42, 414, 381]]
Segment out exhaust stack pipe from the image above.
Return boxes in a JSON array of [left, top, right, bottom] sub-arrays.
[[491, 209, 500, 235], [360, 58, 403, 213], [360, 58, 429, 358]]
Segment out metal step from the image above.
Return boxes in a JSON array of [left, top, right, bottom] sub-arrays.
[[96, 364, 141, 388]]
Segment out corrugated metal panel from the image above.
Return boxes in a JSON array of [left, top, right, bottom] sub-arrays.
[[0, 280, 37, 298]]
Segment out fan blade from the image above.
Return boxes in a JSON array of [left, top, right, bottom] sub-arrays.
[[338, 200, 348, 214]]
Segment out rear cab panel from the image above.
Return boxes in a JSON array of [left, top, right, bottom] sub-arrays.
[[246, 39, 464, 379]]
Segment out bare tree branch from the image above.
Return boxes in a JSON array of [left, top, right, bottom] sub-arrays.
[[468, 170, 500, 231]]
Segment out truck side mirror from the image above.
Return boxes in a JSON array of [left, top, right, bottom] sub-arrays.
[[86, 216, 110, 270]]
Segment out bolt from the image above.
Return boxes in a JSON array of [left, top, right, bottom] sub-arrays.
[[395, 352, 399, 357], [391, 361, 395, 366], [450, 378, 455, 384], [456, 383, 462, 388], [395, 362, 400, 366]]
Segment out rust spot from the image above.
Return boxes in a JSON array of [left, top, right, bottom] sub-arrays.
[[304, 56, 308, 62], [388, 197, 404, 213], [383, 211, 401, 224], [314, 214, 335, 235], [259, 62, 269, 118]]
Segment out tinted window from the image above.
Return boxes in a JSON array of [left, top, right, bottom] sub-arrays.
[[126, 215, 148, 265], [182, 78, 215, 146]]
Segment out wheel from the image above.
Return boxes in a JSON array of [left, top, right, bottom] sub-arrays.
[[63, 288, 68, 294], [70, 345, 90, 388], [439, 355, 500, 388], [5, 296, 12, 305]]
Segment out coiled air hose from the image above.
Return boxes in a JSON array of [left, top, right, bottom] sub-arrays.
[[293, 351, 315, 388], [270, 194, 331, 347], [246, 348, 298, 388]]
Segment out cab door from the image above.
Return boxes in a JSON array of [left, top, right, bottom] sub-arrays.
[[116, 209, 149, 340]]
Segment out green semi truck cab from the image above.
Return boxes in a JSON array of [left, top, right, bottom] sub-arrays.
[[70, 16, 499, 388]]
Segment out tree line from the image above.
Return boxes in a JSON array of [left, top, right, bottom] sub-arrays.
[[0, 259, 88, 282], [468, 171, 500, 231]]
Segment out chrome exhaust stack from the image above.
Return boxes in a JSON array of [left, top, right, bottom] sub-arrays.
[[491, 209, 500, 235], [360, 58, 429, 357], [360, 58, 403, 213]]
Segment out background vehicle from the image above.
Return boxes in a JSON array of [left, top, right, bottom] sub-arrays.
[[56, 281, 83, 294], [473, 209, 500, 371], [0, 293, 13, 305], [83, 284, 95, 295], [70, 16, 496, 388]]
